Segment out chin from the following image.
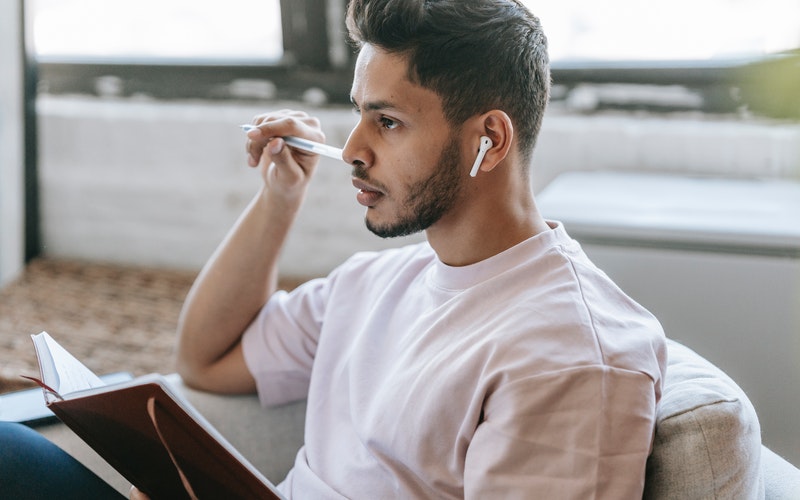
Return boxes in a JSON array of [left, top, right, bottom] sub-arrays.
[[365, 215, 431, 239]]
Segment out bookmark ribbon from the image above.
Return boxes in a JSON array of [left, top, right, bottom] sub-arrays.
[[21, 375, 64, 402], [146, 395, 199, 500]]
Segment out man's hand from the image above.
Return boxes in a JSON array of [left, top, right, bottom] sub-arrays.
[[129, 486, 149, 500], [244, 110, 326, 205]]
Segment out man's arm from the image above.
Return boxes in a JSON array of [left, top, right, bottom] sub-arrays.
[[464, 367, 657, 498], [175, 111, 325, 393]]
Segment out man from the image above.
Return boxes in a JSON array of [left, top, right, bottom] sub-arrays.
[[2, 0, 665, 498], [173, 0, 666, 497]]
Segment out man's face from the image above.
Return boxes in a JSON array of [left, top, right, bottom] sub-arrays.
[[344, 44, 467, 238]]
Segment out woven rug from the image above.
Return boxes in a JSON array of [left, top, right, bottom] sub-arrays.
[[0, 258, 310, 394], [0, 258, 197, 393]]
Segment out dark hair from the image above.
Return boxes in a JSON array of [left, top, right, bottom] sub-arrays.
[[346, 0, 550, 167]]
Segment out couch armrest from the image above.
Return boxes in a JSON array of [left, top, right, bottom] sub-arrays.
[[39, 374, 305, 496], [761, 445, 800, 499]]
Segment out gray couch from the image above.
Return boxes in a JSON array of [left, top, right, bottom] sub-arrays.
[[41, 339, 800, 498]]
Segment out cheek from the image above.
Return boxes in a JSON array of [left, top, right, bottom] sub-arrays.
[[379, 132, 453, 191], [403, 145, 443, 178], [386, 156, 425, 192]]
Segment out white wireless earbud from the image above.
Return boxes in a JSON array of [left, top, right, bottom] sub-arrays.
[[469, 136, 493, 177]]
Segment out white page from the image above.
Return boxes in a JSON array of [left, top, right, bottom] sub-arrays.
[[31, 331, 106, 402]]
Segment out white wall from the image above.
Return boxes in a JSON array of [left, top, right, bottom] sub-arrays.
[[0, 0, 26, 288], [531, 110, 800, 190], [37, 95, 800, 278], [37, 97, 424, 278]]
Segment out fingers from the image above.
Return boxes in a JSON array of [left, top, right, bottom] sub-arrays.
[[263, 137, 293, 172], [261, 136, 315, 194], [244, 111, 324, 168], [246, 134, 283, 168], [241, 111, 326, 202]]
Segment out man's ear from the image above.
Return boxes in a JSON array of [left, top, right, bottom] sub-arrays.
[[471, 110, 513, 175]]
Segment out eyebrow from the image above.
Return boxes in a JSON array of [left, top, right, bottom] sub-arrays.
[[350, 96, 400, 113]]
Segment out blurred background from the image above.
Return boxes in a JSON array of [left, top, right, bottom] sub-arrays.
[[1, 0, 799, 462]]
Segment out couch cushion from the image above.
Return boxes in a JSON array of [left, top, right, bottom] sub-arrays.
[[643, 339, 764, 499]]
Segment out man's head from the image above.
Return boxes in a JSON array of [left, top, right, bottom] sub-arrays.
[[346, 44, 467, 239], [346, 0, 550, 167]]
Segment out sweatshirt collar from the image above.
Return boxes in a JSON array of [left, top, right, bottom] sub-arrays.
[[428, 221, 568, 291]]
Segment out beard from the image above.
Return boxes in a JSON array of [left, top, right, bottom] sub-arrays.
[[361, 135, 465, 239]]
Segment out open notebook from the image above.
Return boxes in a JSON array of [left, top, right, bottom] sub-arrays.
[[26, 331, 284, 500]]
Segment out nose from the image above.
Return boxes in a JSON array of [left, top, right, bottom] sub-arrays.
[[342, 122, 373, 169]]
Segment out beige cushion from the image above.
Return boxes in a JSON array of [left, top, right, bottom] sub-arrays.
[[644, 339, 764, 499]]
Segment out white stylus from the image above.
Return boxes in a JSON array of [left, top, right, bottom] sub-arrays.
[[240, 124, 344, 161]]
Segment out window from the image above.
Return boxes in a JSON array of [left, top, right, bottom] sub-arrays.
[[31, 0, 283, 62], [27, 0, 354, 103], [523, 0, 800, 62], [26, 0, 800, 113], [521, 0, 800, 115]]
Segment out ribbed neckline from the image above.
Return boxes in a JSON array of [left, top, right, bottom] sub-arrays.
[[427, 221, 568, 291]]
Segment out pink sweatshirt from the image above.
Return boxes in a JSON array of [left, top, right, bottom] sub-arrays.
[[243, 222, 666, 499]]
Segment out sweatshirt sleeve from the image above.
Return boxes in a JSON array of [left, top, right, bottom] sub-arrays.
[[242, 278, 329, 407], [464, 365, 658, 499]]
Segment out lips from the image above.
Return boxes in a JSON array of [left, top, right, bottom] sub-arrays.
[[352, 178, 385, 207]]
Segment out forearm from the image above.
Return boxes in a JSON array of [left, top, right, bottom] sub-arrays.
[[175, 187, 300, 391], [173, 111, 324, 392]]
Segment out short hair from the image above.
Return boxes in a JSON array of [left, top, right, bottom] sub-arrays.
[[346, 0, 550, 167]]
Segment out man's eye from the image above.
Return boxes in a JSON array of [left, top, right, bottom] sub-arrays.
[[379, 116, 399, 130]]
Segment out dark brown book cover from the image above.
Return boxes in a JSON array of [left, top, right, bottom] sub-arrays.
[[28, 332, 284, 499]]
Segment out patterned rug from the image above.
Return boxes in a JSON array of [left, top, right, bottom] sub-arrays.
[[0, 258, 310, 394], [0, 258, 197, 393]]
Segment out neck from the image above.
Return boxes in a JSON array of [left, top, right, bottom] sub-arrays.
[[425, 172, 550, 267]]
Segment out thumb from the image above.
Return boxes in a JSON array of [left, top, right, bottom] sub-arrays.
[[129, 486, 150, 500], [264, 137, 318, 180], [260, 137, 292, 175], [264, 137, 290, 165], [262, 138, 311, 188]]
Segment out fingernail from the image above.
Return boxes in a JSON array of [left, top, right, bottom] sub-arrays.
[[268, 139, 284, 155]]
